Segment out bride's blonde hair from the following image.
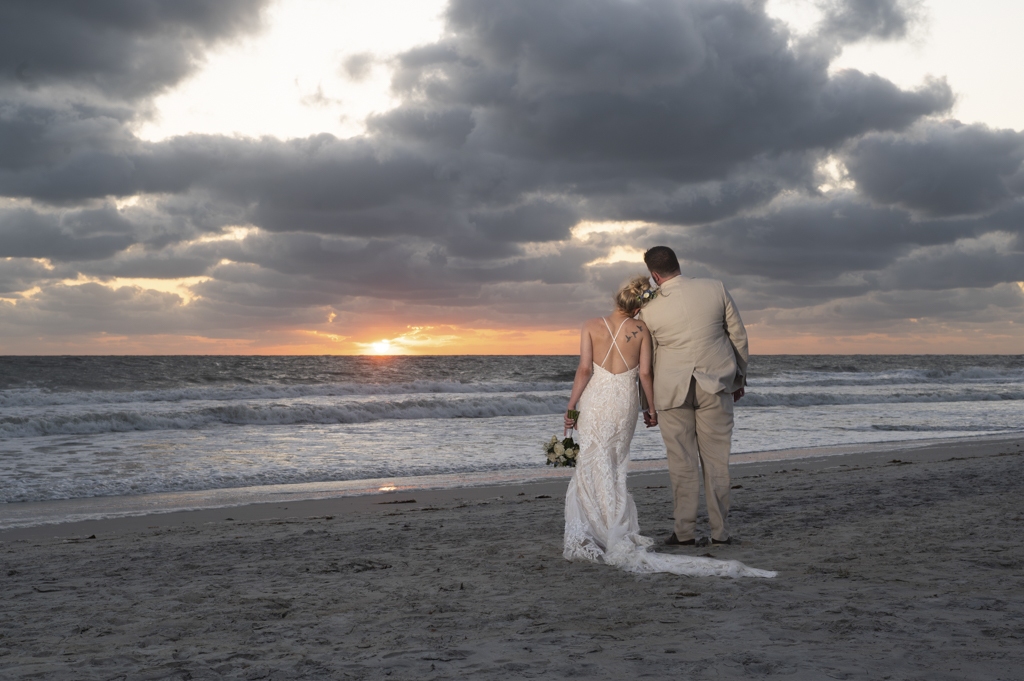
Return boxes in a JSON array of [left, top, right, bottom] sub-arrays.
[[614, 275, 653, 315]]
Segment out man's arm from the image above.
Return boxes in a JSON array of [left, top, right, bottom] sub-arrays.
[[722, 284, 748, 399], [637, 309, 656, 416]]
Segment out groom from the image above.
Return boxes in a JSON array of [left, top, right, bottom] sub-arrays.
[[638, 246, 748, 547]]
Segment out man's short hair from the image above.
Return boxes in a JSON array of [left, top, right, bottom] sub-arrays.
[[644, 246, 681, 276]]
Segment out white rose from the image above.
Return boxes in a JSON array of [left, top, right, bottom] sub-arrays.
[[554, 443, 565, 455]]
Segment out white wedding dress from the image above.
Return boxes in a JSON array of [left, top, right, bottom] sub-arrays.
[[563, 317, 776, 578]]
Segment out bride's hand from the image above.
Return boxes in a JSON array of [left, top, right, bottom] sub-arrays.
[[563, 410, 577, 430]]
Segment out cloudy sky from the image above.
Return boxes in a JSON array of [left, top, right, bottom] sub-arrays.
[[1, 0, 1022, 355]]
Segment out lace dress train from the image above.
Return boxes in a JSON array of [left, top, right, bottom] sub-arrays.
[[563, 320, 775, 579]]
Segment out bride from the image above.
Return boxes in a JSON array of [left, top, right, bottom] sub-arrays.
[[561, 276, 775, 578]]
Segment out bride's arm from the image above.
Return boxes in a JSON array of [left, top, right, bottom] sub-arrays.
[[564, 322, 594, 429], [638, 322, 657, 425]]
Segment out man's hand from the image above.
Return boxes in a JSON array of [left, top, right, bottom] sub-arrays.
[[643, 410, 658, 428], [733, 387, 745, 402]]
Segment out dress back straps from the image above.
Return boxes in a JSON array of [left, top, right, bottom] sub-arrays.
[[599, 317, 634, 371]]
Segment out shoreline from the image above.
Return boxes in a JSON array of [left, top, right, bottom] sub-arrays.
[[3, 433, 1020, 542]]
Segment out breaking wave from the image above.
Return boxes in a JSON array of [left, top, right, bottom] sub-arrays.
[[0, 393, 569, 438], [0, 380, 570, 409]]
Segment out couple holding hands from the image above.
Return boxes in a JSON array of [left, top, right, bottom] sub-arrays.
[[560, 246, 773, 578]]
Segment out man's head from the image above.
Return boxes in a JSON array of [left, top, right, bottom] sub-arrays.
[[643, 246, 681, 283]]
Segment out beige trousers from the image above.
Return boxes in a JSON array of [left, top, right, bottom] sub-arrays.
[[658, 377, 734, 541]]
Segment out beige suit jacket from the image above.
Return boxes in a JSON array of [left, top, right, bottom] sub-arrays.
[[638, 277, 749, 411]]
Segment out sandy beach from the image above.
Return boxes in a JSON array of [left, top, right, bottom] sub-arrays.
[[2, 436, 1023, 680]]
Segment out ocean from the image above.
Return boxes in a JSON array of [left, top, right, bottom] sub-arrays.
[[1, 354, 1022, 527]]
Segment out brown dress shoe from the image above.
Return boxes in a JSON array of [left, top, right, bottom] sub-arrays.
[[664, 533, 696, 546]]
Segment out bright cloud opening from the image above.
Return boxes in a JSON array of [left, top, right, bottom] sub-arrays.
[[585, 246, 647, 267], [135, 0, 446, 142], [58, 276, 212, 304], [571, 221, 651, 241]]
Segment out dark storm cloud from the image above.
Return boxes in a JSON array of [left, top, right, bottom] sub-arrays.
[[657, 193, 955, 283], [845, 284, 1024, 325], [873, 233, 1024, 292], [0, 140, 141, 203], [399, 0, 949, 182], [0, 0, 269, 99], [81, 248, 216, 280], [368, 107, 475, 148], [108, 0, 945, 256], [844, 120, 1024, 216], [578, 152, 819, 225], [0, 277, 334, 338], [469, 199, 578, 243], [136, 134, 455, 237], [0, 257, 62, 296], [0, 282, 188, 336], [201, 231, 466, 300], [746, 283, 1023, 335], [190, 268, 345, 311], [0, 101, 135, 173], [2, 131, 461, 239], [816, 0, 920, 45], [0, 206, 136, 261], [2, 0, 953, 222], [630, 191, 1024, 329], [0, 0, 269, 208]]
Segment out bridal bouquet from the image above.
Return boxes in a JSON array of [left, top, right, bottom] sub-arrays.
[[544, 434, 580, 467]]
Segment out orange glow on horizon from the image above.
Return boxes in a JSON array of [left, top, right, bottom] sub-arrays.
[[749, 330, 1023, 355], [0, 324, 1019, 355], [0, 326, 586, 355]]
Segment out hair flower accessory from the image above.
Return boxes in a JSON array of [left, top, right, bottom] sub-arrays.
[[637, 287, 658, 303]]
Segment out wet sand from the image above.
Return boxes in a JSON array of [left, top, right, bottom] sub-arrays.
[[2, 436, 1023, 680]]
